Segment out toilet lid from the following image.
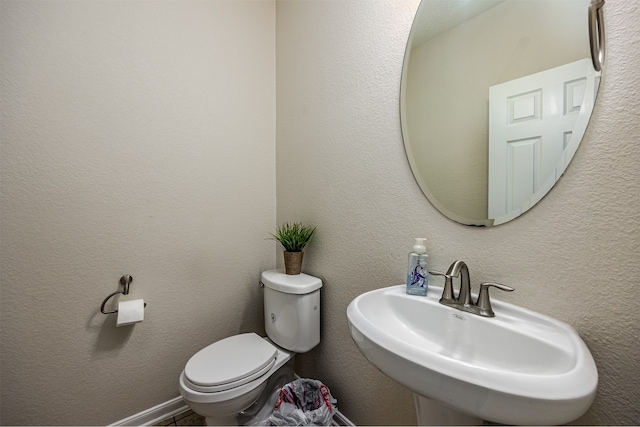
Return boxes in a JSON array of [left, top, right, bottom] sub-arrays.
[[184, 333, 277, 392]]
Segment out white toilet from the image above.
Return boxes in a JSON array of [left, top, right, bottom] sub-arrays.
[[179, 270, 322, 425]]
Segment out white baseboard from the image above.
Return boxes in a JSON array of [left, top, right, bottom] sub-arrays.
[[332, 410, 355, 426], [109, 396, 188, 426]]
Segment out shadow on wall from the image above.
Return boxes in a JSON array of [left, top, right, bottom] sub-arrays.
[[238, 274, 269, 336], [87, 311, 135, 357]]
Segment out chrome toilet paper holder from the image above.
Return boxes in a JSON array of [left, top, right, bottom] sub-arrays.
[[100, 274, 146, 314]]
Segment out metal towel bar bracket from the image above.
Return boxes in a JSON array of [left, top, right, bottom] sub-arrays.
[[100, 275, 146, 314]]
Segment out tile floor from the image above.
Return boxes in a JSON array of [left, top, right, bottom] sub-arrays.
[[154, 407, 353, 426], [155, 409, 205, 426]]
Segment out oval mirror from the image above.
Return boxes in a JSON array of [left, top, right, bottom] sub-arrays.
[[401, 0, 604, 226]]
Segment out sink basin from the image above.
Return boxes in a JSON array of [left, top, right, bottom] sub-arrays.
[[347, 285, 597, 425]]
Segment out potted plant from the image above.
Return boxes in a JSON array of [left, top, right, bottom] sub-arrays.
[[269, 222, 316, 275]]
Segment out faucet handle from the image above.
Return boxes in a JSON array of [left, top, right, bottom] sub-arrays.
[[477, 282, 514, 317], [429, 270, 456, 303]]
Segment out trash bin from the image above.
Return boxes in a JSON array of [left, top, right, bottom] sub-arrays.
[[268, 378, 338, 426]]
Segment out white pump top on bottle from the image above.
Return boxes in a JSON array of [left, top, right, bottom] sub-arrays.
[[413, 238, 427, 254]]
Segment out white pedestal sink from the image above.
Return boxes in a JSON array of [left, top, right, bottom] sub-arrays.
[[346, 285, 598, 425]]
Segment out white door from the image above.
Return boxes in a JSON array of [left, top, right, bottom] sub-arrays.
[[488, 58, 598, 224]]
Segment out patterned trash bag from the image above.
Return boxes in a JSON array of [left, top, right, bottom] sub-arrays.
[[268, 378, 337, 426]]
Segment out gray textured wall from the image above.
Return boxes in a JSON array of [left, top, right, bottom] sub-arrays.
[[0, 1, 275, 424], [276, 1, 640, 425]]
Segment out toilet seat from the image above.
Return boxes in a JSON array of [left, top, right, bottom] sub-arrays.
[[183, 333, 278, 393]]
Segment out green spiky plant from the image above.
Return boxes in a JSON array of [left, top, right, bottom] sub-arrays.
[[269, 222, 316, 252]]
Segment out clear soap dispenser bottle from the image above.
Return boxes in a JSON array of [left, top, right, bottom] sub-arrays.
[[406, 238, 429, 296]]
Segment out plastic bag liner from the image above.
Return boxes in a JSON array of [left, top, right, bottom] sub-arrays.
[[268, 378, 337, 426]]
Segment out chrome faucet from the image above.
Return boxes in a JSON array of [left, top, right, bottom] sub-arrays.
[[430, 260, 514, 317]]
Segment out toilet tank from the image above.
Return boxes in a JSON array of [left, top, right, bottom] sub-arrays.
[[261, 270, 322, 353]]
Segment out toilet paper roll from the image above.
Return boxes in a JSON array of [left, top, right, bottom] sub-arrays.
[[116, 299, 145, 327]]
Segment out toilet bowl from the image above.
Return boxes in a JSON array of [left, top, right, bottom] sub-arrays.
[[179, 333, 294, 425], [178, 270, 322, 425]]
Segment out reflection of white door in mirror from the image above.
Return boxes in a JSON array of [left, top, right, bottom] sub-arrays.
[[488, 58, 600, 225]]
